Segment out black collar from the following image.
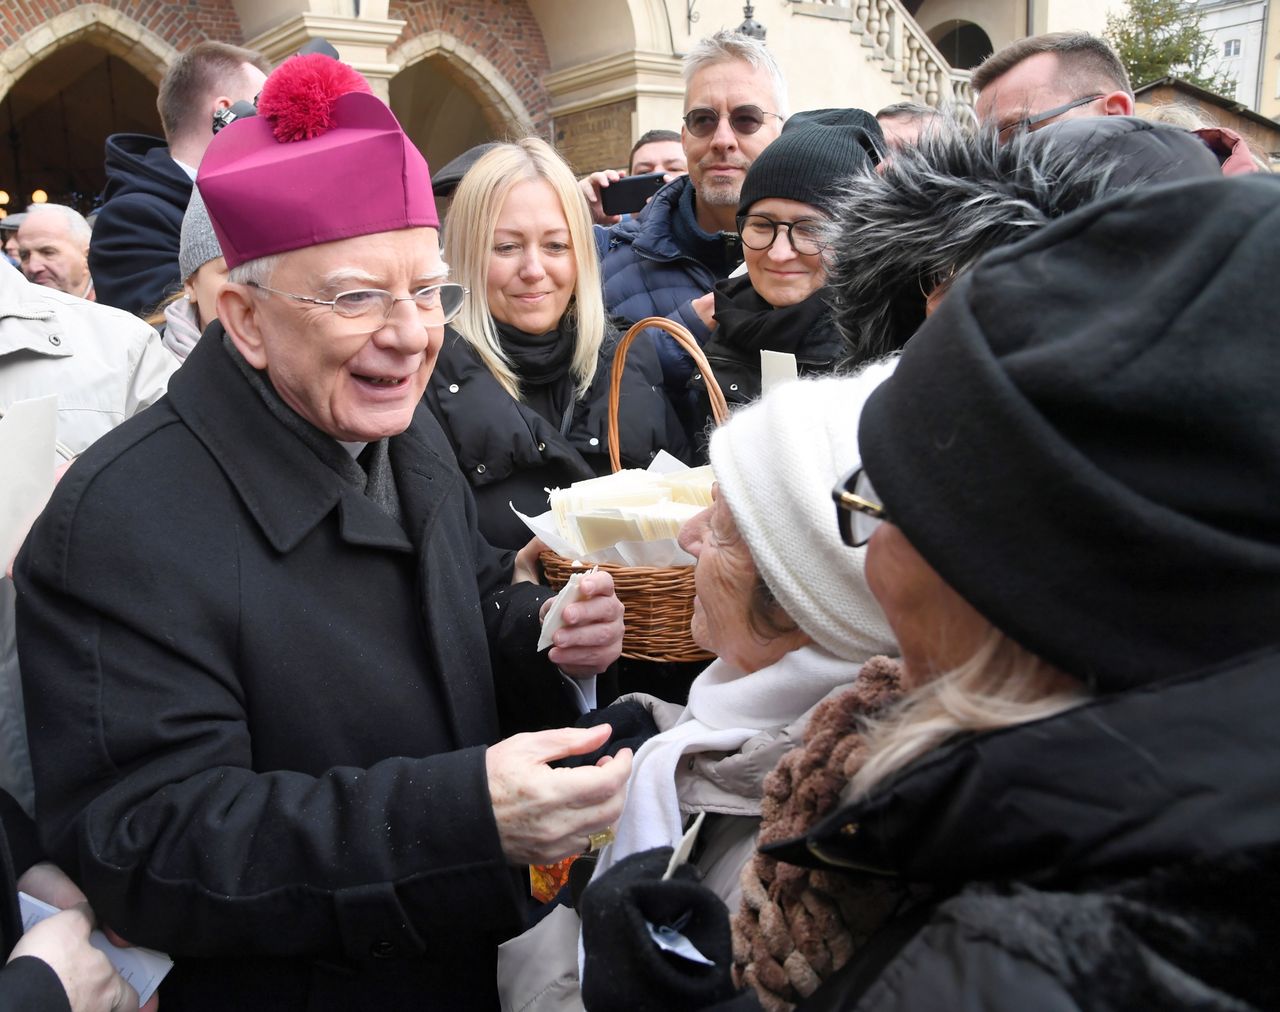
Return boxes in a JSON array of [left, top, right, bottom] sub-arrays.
[[166, 323, 457, 555], [767, 646, 1280, 888]]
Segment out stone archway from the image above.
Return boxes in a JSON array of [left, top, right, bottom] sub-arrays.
[[389, 30, 537, 172], [0, 5, 179, 103], [927, 19, 995, 70], [0, 7, 181, 214]]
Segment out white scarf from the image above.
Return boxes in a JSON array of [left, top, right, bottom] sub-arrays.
[[591, 643, 865, 883]]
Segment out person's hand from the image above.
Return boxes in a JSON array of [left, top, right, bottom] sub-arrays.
[[691, 292, 717, 332], [16, 861, 88, 909], [578, 170, 624, 226], [580, 847, 736, 1011], [539, 570, 624, 676], [512, 537, 547, 586], [8, 903, 141, 1012], [487, 724, 632, 864]]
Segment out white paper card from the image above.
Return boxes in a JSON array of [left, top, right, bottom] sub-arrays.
[[664, 810, 707, 881], [19, 892, 173, 1005], [0, 395, 58, 568], [760, 350, 799, 395], [538, 568, 593, 651]]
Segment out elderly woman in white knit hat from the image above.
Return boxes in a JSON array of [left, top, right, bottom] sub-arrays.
[[147, 185, 226, 360], [498, 364, 898, 1010]]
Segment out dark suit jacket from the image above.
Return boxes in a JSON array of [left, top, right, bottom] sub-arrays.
[[14, 329, 567, 1011]]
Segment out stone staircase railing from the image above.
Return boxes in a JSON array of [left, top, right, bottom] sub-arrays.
[[791, 0, 974, 109]]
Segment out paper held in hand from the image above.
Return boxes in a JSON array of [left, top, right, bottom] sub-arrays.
[[19, 892, 173, 1005], [514, 453, 713, 567], [537, 567, 596, 651]]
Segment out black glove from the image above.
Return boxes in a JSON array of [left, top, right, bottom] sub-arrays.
[[580, 847, 737, 1012], [551, 698, 660, 768]]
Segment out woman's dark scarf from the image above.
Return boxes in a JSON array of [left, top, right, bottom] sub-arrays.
[[495, 317, 578, 430], [711, 275, 830, 356]]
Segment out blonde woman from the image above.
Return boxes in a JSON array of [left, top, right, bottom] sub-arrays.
[[426, 138, 688, 549], [578, 175, 1280, 1011]]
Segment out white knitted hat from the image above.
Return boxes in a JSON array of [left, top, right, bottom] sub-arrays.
[[708, 363, 899, 663]]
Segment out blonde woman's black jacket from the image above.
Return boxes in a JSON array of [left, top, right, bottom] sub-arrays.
[[425, 324, 690, 550], [14, 326, 574, 1012]]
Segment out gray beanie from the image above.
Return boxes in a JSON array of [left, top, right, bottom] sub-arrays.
[[179, 185, 223, 281], [708, 368, 898, 663]]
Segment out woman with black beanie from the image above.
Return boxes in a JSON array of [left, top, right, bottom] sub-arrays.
[[685, 109, 882, 459]]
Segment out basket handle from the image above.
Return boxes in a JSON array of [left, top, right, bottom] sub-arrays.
[[608, 316, 730, 473]]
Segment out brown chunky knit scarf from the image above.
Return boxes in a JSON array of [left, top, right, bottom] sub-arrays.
[[731, 655, 908, 1010]]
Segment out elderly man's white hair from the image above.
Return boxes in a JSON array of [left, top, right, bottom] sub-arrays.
[[24, 203, 92, 246], [682, 29, 789, 118]]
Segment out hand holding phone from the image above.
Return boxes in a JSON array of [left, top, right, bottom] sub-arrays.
[[600, 171, 668, 216]]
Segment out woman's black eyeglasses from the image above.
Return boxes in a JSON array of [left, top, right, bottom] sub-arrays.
[[683, 105, 783, 138], [832, 467, 888, 548], [737, 214, 829, 255]]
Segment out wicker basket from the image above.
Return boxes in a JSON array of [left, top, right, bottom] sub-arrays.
[[539, 316, 729, 663]]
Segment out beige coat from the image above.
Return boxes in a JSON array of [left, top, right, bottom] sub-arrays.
[[1, 265, 175, 811]]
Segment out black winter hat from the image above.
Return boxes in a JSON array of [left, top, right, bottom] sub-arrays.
[[736, 107, 881, 218], [431, 142, 500, 198], [858, 174, 1280, 694]]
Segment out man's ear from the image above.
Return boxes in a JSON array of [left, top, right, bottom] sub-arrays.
[[218, 283, 269, 369], [1102, 91, 1135, 117]]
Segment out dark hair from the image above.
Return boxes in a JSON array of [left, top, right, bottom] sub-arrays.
[[629, 129, 681, 165], [971, 32, 1132, 98], [157, 41, 271, 143]]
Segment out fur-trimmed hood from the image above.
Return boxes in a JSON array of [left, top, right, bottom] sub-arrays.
[[826, 116, 1221, 366]]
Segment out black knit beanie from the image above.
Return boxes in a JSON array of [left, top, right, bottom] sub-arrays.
[[736, 107, 882, 217], [858, 174, 1280, 693]]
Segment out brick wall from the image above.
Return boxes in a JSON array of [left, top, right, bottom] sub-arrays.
[[0, 0, 244, 51], [389, 0, 552, 135]]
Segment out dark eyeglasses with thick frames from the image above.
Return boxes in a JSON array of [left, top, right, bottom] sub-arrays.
[[737, 214, 829, 255], [996, 94, 1104, 142], [683, 105, 783, 138], [832, 467, 888, 548], [247, 281, 468, 327]]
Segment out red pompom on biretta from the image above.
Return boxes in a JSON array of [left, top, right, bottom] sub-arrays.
[[256, 53, 373, 142]]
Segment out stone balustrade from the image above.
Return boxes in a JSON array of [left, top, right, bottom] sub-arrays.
[[792, 0, 974, 109]]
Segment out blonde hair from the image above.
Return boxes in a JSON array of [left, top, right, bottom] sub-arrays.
[[849, 629, 1088, 797], [443, 137, 605, 401]]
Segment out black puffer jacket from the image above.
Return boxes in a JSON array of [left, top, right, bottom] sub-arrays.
[[759, 646, 1280, 1011], [425, 325, 689, 550], [688, 275, 844, 459]]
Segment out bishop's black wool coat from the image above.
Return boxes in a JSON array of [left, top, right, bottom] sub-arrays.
[[14, 328, 573, 1011]]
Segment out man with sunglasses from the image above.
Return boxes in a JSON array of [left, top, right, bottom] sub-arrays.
[[971, 32, 1135, 141], [587, 30, 788, 395], [15, 58, 629, 1011]]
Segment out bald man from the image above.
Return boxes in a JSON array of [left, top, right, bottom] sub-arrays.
[[17, 205, 94, 301]]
